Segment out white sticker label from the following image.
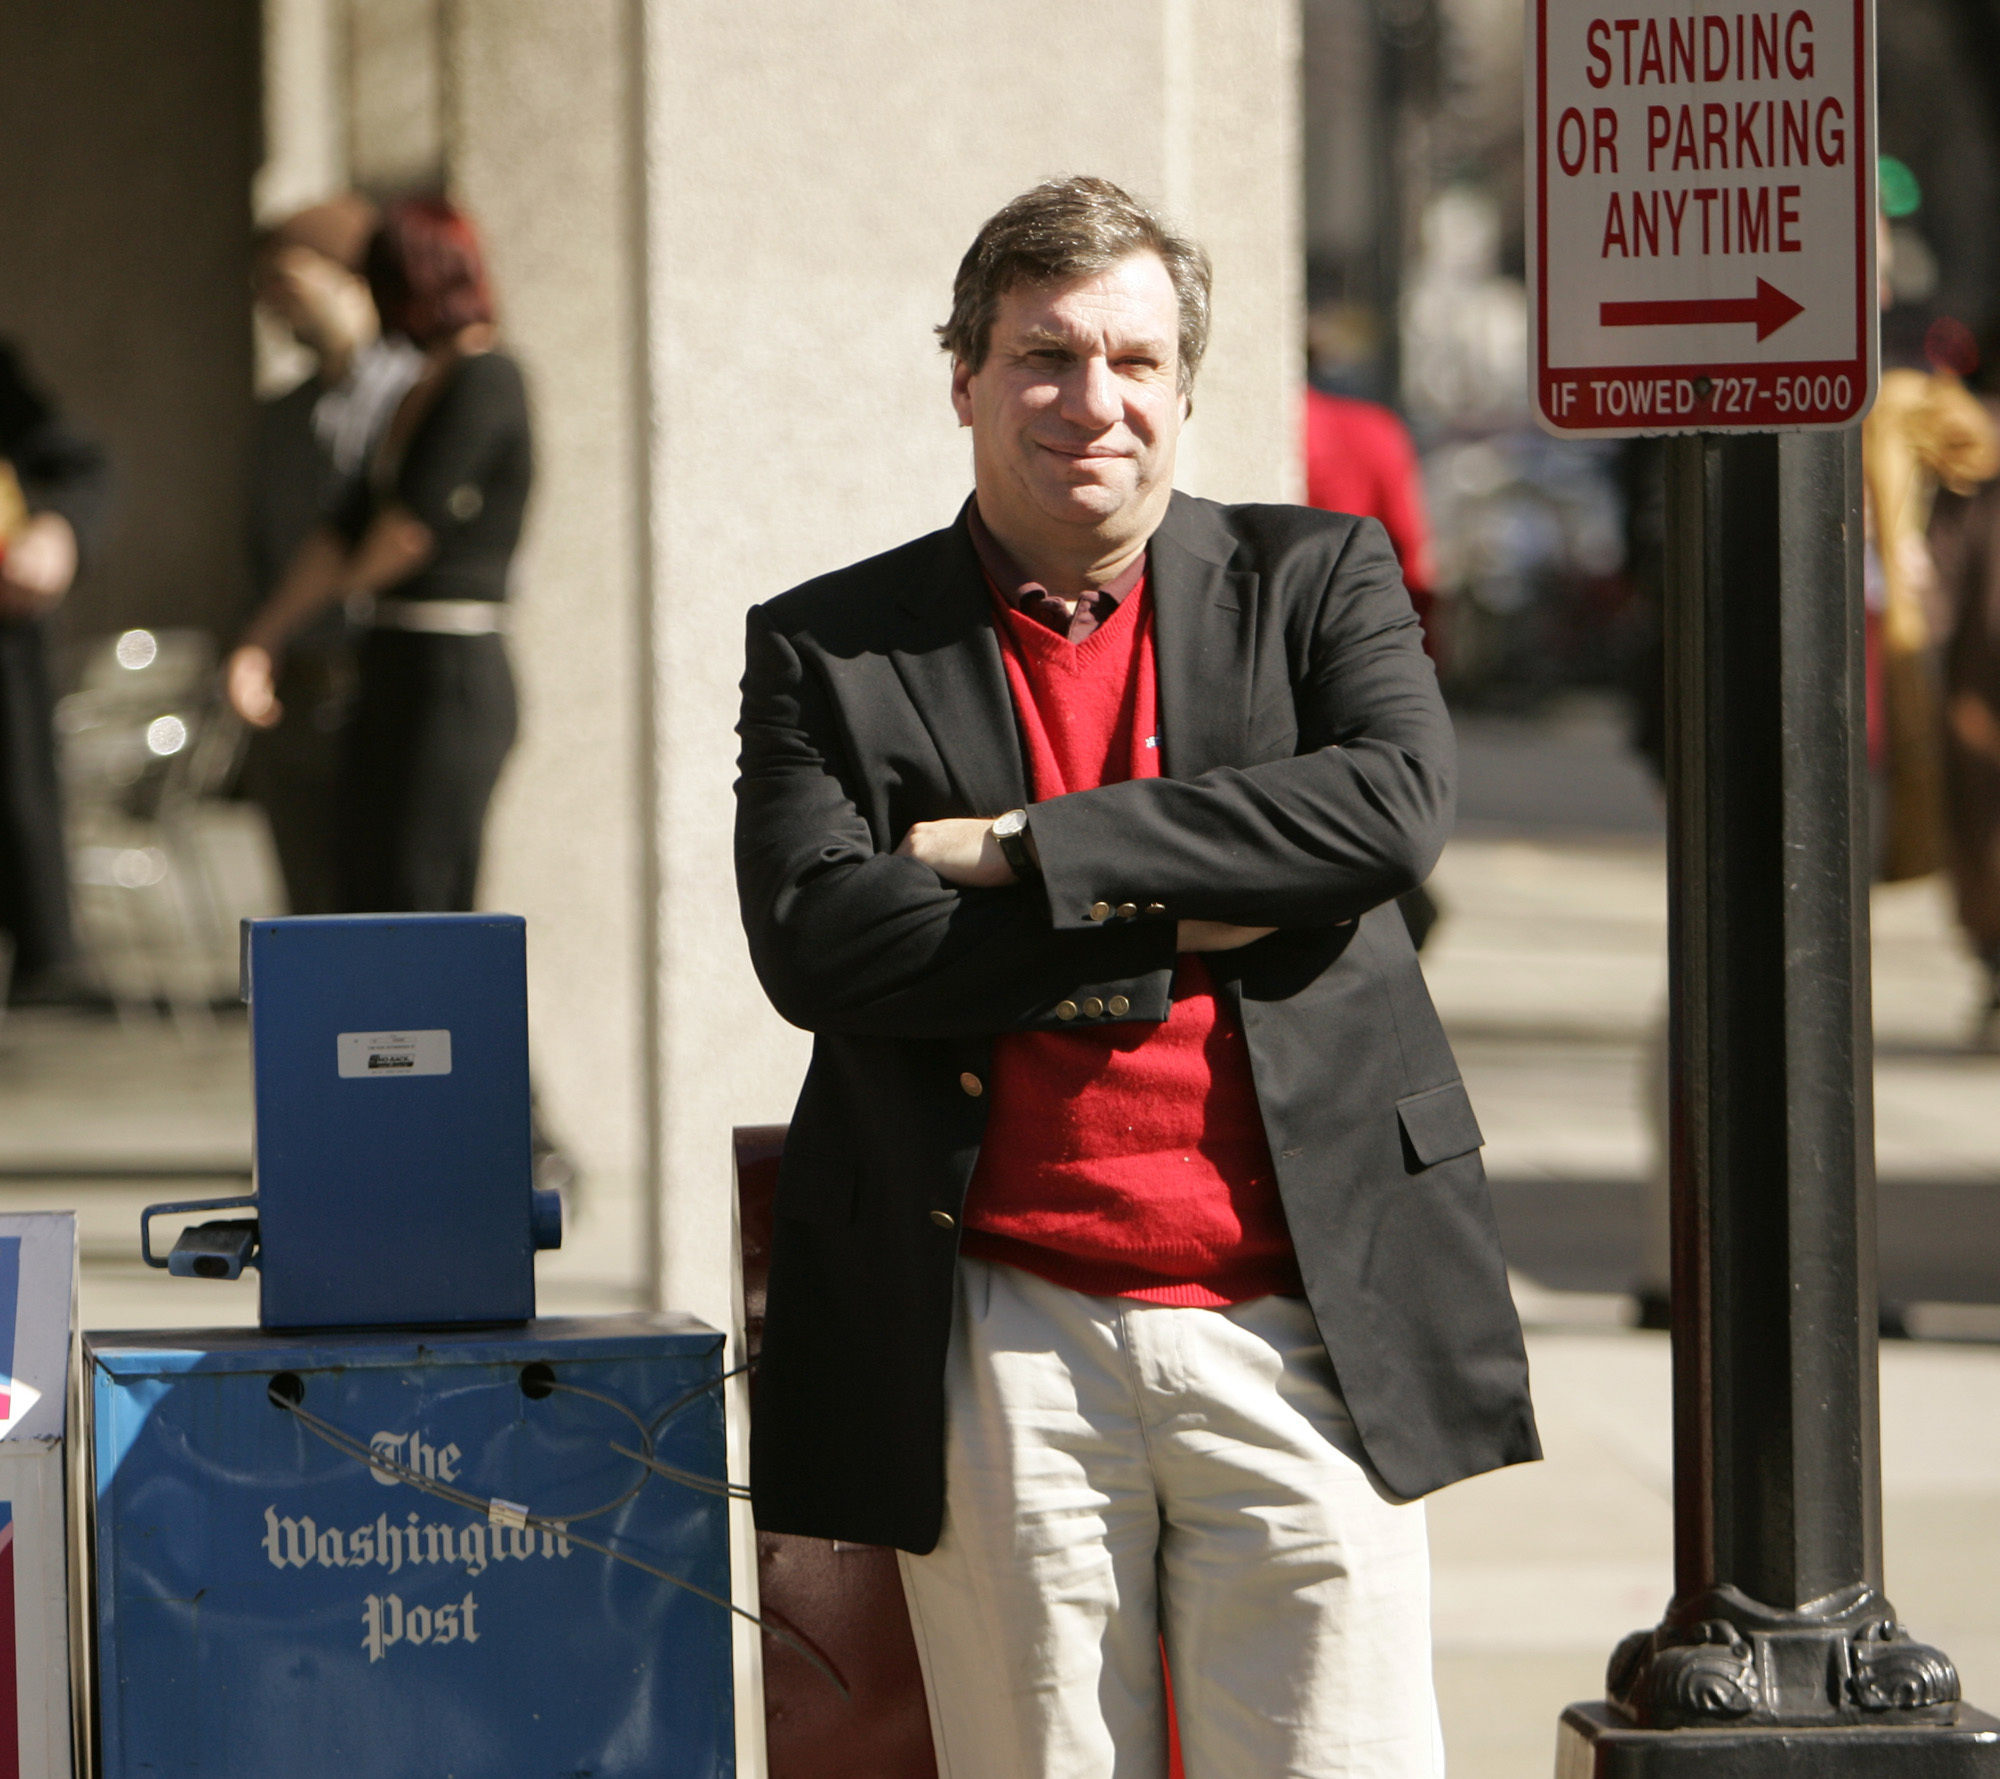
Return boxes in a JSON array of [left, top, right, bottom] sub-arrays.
[[0, 1377, 42, 1440], [338, 1030, 453, 1079]]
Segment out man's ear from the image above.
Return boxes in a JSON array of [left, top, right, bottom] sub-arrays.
[[950, 357, 976, 429]]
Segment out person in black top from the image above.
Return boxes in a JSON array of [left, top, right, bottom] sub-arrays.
[[243, 195, 423, 914], [0, 341, 109, 1000], [228, 196, 531, 913]]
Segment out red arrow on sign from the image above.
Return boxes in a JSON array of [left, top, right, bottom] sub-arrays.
[[1599, 279, 1806, 343]]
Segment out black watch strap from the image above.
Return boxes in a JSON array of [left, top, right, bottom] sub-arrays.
[[993, 810, 1037, 878]]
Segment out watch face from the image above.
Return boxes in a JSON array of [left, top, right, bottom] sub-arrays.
[[995, 809, 1026, 837]]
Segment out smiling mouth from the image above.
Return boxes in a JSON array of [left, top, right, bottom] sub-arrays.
[[1039, 441, 1131, 464]]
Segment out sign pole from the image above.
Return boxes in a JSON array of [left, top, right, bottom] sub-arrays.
[[1556, 433, 2000, 1771], [1525, 2, 2000, 1754]]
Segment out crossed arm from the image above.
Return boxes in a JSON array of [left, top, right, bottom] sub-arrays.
[[894, 818, 1274, 954], [735, 520, 1455, 1041]]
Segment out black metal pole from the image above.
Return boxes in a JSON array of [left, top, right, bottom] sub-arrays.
[[1557, 430, 2000, 1773]]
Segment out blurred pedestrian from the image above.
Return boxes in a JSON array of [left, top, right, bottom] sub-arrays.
[[227, 196, 529, 914], [243, 195, 423, 914], [1863, 367, 1997, 885], [0, 342, 109, 1002], [1304, 384, 1439, 654], [1303, 381, 1447, 948], [1923, 342, 2000, 1043]]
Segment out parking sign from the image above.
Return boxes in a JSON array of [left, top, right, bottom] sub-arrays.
[[1529, 0, 1877, 435]]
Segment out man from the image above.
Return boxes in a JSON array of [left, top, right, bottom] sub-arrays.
[[242, 196, 421, 914], [735, 177, 1537, 1778], [0, 341, 108, 1003]]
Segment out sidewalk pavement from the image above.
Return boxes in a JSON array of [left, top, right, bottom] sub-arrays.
[[1428, 1327, 2000, 1777], [0, 1008, 646, 1330], [1421, 836, 2000, 1777], [3, 825, 1996, 1779]]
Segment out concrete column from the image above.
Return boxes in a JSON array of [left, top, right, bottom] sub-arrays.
[[255, 0, 348, 396], [256, 0, 346, 221], [0, 0, 260, 640], [1166, 0, 1306, 504], [636, 0, 1302, 1342], [449, 4, 1298, 1762], [441, 0, 1301, 1443], [446, 2, 653, 1315], [347, 0, 445, 194]]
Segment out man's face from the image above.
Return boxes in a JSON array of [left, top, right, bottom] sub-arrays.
[[952, 252, 1186, 558]]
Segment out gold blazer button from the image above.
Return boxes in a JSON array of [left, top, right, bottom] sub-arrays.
[[1107, 994, 1130, 1016], [1054, 1000, 1079, 1020], [959, 1072, 983, 1096]]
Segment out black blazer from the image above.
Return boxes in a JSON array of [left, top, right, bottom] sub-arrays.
[[735, 492, 1539, 1553]]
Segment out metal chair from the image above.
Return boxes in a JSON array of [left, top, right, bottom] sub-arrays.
[[57, 627, 279, 1020]]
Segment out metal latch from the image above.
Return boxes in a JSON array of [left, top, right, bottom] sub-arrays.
[[141, 1195, 261, 1280]]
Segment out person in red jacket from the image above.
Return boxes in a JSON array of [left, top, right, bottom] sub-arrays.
[[1305, 384, 1438, 656], [1304, 385, 1447, 946]]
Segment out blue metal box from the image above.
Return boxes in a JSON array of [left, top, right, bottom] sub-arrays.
[[87, 1315, 733, 1778], [242, 914, 537, 1327]]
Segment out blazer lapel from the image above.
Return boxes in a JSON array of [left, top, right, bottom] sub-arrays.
[[1149, 491, 1255, 780], [888, 516, 1029, 817]]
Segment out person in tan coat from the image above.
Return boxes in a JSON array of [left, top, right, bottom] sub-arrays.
[[1923, 373, 2000, 1040]]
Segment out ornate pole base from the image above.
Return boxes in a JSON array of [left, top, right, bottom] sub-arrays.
[[1559, 1585, 2000, 1772], [1606, 1585, 1960, 1729], [1558, 1701, 2000, 1777]]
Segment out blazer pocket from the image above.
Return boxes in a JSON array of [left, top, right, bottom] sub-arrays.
[[1396, 1080, 1485, 1171], [774, 1145, 857, 1227]]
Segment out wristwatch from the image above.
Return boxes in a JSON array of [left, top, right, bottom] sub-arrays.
[[991, 808, 1038, 879]]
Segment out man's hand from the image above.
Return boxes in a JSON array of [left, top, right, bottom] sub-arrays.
[[0, 512, 78, 618], [1177, 920, 1277, 952], [896, 818, 1017, 887], [898, 820, 1279, 952]]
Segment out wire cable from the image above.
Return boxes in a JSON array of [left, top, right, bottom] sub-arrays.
[[535, 1380, 659, 1522], [608, 1443, 753, 1501], [646, 1359, 754, 1440], [268, 1376, 849, 1700]]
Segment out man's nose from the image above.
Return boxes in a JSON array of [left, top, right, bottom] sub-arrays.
[[1062, 356, 1124, 429]]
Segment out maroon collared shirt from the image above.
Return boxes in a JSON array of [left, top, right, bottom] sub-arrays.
[[965, 499, 1147, 643]]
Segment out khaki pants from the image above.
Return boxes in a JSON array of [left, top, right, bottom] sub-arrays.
[[898, 1258, 1445, 1779]]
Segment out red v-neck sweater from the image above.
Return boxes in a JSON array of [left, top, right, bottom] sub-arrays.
[[960, 574, 1304, 1305]]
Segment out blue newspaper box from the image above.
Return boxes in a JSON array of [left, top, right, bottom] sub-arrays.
[[239, 913, 546, 1328], [87, 1314, 733, 1778]]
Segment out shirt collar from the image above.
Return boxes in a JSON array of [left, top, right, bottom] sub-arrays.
[[964, 496, 1149, 614]]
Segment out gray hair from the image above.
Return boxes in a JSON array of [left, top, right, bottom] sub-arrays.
[[936, 176, 1213, 395]]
